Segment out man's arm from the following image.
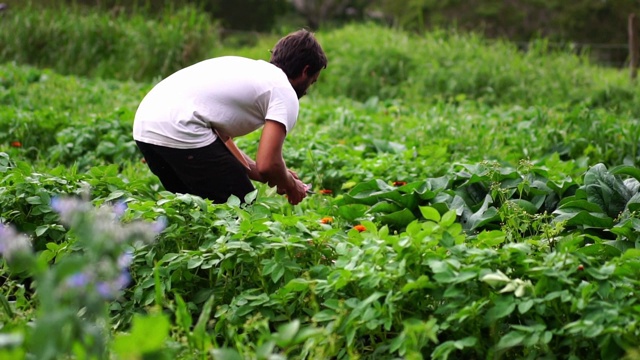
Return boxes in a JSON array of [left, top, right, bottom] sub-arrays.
[[241, 152, 264, 183], [255, 120, 306, 204]]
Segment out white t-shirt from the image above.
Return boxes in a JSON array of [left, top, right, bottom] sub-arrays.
[[133, 56, 299, 149]]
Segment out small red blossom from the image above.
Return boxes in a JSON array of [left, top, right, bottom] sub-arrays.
[[393, 181, 407, 187], [577, 264, 584, 271], [320, 217, 333, 224], [353, 224, 366, 232], [319, 189, 333, 195], [10, 141, 22, 148]]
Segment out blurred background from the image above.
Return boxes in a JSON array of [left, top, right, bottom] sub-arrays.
[[15, 0, 639, 67]]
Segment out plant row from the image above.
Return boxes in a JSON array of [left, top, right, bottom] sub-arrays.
[[2, 151, 640, 358]]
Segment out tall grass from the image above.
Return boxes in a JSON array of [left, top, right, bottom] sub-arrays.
[[1, 6, 638, 110], [0, 2, 218, 81], [315, 24, 638, 109]]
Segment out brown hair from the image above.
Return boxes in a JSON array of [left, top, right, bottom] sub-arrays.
[[270, 29, 327, 79]]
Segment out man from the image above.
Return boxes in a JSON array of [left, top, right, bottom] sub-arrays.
[[133, 29, 327, 205]]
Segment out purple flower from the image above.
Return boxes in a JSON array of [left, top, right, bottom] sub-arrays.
[[96, 282, 115, 299], [50, 197, 72, 214], [95, 270, 131, 299], [50, 197, 89, 224], [0, 223, 32, 261], [66, 272, 91, 289], [0, 223, 7, 252], [113, 201, 128, 218], [152, 216, 168, 234], [115, 270, 131, 289], [117, 251, 133, 269]]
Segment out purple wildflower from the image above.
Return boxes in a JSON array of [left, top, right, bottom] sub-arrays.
[[117, 251, 133, 269], [0, 223, 32, 261], [113, 201, 128, 218], [115, 270, 131, 289], [96, 282, 115, 299], [65, 272, 91, 289], [152, 216, 168, 234], [50, 197, 89, 224], [95, 270, 131, 300]]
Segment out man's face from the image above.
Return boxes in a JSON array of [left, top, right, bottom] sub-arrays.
[[293, 71, 320, 99]]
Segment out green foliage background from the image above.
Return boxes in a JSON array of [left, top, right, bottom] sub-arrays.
[[2, 3, 640, 360]]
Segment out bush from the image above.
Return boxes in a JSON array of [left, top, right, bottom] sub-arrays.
[[0, 3, 219, 81], [315, 24, 636, 109]]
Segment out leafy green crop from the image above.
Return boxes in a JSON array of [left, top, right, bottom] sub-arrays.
[[2, 18, 640, 359]]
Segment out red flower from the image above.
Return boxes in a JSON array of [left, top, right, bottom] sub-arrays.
[[319, 189, 333, 195], [353, 224, 366, 232], [393, 181, 407, 187], [10, 141, 22, 148], [577, 264, 584, 271], [320, 216, 333, 224]]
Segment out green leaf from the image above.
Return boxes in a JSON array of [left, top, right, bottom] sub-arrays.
[[518, 299, 534, 314], [209, 349, 243, 360], [476, 230, 505, 247], [337, 204, 369, 221], [380, 208, 416, 227], [0, 293, 14, 318], [508, 199, 538, 214], [112, 313, 170, 357], [610, 165, 640, 182], [368, 201, 402, 214], [26, 196, 42, 205], [174, 294, 192, 333], [420, 206, 441, 222], [583, 163, 632, 218], [35, 225, 48, 237], [440, 210, 457, 227], [312, 310, 337, 322], [577, 243, 621, 258], [193, 295, 215, 349], [271, 264, 285, 283], [187, 257, 204, 269], [273, 320, 300, 347], [495, 331, 526, 350], [485, 297, 516, 322], [401, 275, 432, 293], [105, 190, 126, 202], [282, 278, 309, 293], [553, 207, 613, 228], [461, 195, 500, 231]]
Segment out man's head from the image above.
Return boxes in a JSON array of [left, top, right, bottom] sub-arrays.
[[270, 29, 327, 98]]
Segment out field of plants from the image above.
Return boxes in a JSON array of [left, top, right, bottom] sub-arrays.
[[2, 4, 640, 360]]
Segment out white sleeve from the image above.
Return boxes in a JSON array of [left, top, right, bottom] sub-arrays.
[[265, 87, 299, 134]]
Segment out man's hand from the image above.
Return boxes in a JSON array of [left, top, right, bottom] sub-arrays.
[[288, 169, 299, 180], [256, 121, 308, 205], [284, 178, 307, 205], [277, 169, 299, 193]]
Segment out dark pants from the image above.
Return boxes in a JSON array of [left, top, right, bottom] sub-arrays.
[[135, 139, 255, 204]]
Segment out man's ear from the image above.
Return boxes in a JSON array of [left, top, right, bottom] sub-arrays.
[[301, 64, 311, 77]]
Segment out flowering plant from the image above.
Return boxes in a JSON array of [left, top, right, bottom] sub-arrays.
[[0, 196, 165, 360], [353, 224, 366, 232]]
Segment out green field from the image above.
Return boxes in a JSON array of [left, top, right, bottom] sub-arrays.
[[1, 5, 640, 360]]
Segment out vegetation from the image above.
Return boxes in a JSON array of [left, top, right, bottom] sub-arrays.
[[1, 5, 640, 360]]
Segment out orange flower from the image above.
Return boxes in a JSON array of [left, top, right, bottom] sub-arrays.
[[319, 189, 333, 195], [353, 224, 366, 232], [320, 216, 333, 224], [10, 141, 22, 148], [393, 181, 407, 187]]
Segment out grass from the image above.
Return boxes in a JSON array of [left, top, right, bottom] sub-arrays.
[[0, 2, 218, 81]]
